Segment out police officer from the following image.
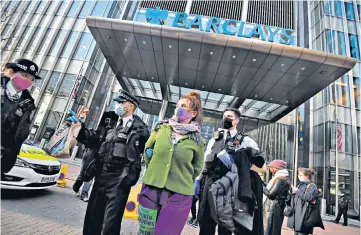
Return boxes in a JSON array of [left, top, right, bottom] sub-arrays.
[[1, 58, 41, 175], [195, 108, 260, 235], [69, 90, 149, 235]]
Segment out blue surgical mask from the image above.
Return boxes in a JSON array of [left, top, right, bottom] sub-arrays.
[[114, 102, 126, 116]]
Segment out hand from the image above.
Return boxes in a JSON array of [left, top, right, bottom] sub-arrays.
[[292, 186, 298, 193], [217, 150, 233, 169], [145, 148, 153, 158], [194, 180, 200, 199]]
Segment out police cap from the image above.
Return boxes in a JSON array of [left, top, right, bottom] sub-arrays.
[[5, 58, 42, 79], [113, 89, 139, 107]]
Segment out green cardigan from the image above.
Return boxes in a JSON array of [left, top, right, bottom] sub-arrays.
[[142, 123, 205, 195]]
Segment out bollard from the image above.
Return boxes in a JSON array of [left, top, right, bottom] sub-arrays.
[[56, 164, 68, 188], [321, 199, 326, 216]]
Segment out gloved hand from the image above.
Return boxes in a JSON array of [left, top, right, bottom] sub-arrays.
[[194, 180, 200, 199], [66, 109, 82, 123], [217, 149, 233, 169], [145, 148, 153, 158]]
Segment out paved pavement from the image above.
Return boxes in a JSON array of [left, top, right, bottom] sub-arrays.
[[1, 159, 359, 235]]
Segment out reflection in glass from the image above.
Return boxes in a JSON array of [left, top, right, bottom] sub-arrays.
[[67, 0, 81, 17], [61, 31, 80, 58], [57, 74, 77, 98], [79, 1, 93, 18], [334, 0, 343, 17], [354, 77, 361, 109], [15, 26, 32, 51], [349, 34, 360, 60], [56, 1, 67, 16], [91, 1, 108, 17], [337, 31, 346, 56], [25, 27, 44, 53], [344, 2, 355, 20], [37, 28, 56, 54], [35, 1, 46, 14], [73, 32, 94, 60], [48, 29, 67, 56], [26, 0, 38, 12]]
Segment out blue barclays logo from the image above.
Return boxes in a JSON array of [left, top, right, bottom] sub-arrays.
[[144, 8, 294, 45], [145, 7, 168, 25]]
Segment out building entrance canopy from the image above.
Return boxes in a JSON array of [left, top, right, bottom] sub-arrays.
[[86, 16, 356, 122]]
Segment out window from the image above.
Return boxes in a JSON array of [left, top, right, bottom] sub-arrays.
[[25, 27, 44, 52], [354, 77, 361, 109], [57, 74, 77, 97], [31, 69, 48, 100], [26, 1, 38, 12], [37, 28, 56, 54], [56, 1, 67, 16], [79, 1, 93, 18], [324, 0, 332, 15], [344, 2, 355, 20], [45, 72, 61, 94], [358, 5, 361, 21], [91, 1, 108, 17], [16, 26, 33, 51], [4, 27, 21, 50], [46, 1, 58, 15], [337, 31, 346, 56], [326, 29, 335, 53], [48, 30, 68, 56], [73, 32, 94, 60], [334, 1, 343, 17], [334, 75, 351, 107], [61, 31, 80, 58], [35, 1, 46, 14], [349, 34, 360, 61], [1, 24, 12, 38], [104, 0, 115, 17], [67, 1, 81, 17]]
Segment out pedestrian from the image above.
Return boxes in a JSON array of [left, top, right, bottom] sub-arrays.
[[68, 89, 149, 235], [196, 108, 261, 235], [287, 168, 324, 235], [187, 196, 199, 228], [1, 58, 41, 175], [137, 91, 205, 235], [263, 160, 291, 235], [334, 193, 350, 226]]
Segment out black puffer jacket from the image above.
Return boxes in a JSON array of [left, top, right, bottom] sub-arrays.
[[263, 178, 291, 235]]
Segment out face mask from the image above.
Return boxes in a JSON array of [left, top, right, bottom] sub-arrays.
[[12, 75, 33, 91], [175, 107, 192, 122], [298, 176, 309, 182], [114, 102, 126, 117], [222, 117, 233, 129]]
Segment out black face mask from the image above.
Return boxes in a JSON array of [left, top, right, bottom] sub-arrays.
[[222, 117, 233, 129]]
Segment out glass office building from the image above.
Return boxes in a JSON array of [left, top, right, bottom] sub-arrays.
[[1, 0, 359, 219]]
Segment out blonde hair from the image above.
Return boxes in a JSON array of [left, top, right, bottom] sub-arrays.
[[180, 90, 203, 124]]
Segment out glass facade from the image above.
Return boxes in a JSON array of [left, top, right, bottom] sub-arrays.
[[0, 0, 125, 143], [310, 0, 360, 218]]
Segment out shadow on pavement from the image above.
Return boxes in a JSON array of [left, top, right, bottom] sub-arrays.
[[1, 188, 53, 199]]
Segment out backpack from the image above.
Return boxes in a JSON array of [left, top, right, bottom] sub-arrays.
[[208, 164, 254, 232]]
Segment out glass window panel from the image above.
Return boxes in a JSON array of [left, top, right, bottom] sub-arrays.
[[25, 27, 44, 52], [326, 29, 335, 53], [46, 1, 58, 15], [337, 31, 346, 56], [334, 1, 343, 17], [26, 0, 38, 12], [4, 27, 21, 50], [139, 80, 151, 89], [31, 69, 48, 102], [37, 28, 56, 54], [1, 24, 12, 38], [335, 75, 351, 107], [73, 32, 93, 60], [349, 34, 360, 61], [48, 29, 67, 56], [345, 2, 355, 20], [67, 0, 81, 17], [222, 95, 234, 103], [57, 74, 77, 97], [91, 1, 108, 17], [354, 77, 361, 109], [358, 5, 361, 21], [35, 1, 46, 13], [45, 71, 61, 94], [60, 31, 79, 58], [207, 92, 223, 101], [79, 1, 93, 18], [169, 85, 179, 93], [104, 0, 114, 17], [252, 101, 269, 109], [56, 1, 67, 16], [85, 39, 96, 61], [15, 26, 32, 51]]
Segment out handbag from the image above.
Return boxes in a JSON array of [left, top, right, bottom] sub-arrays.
[[283, 187, 294, 217], [303, 200, 325, 229]]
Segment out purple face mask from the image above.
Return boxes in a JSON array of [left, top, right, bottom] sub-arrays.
[[12, 75, 33, 91], [175, 107, 193, 122]]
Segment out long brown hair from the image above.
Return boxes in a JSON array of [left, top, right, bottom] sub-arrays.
[[180, 91, 203, 124]]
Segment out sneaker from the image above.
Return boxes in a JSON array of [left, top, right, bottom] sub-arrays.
[[333, 220, 339, 224], [187, 218, 196, 226], [75, 192, 80, 197], [342, 224, 347, 226], [192, 220, 199, 228], [82, 197, 89, 202]]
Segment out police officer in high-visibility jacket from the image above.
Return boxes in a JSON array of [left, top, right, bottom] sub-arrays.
[[68, 90, 149, 235], [1, 59, 42, 175]]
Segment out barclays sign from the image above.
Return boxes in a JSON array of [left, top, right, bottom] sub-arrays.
[[145, 7, 294, 45]]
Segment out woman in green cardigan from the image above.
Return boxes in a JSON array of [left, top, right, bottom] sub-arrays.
[[137, 91, 205, 235]]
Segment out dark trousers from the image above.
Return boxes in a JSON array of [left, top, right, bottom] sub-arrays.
[[191, 196, 198, 220], [198, 201, 232, 235], [83, 173, 131, 235], [335, 208, 348, 225]]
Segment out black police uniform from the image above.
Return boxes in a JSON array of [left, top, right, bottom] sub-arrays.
[[77, 91, 149, 235], [198, 130, 244, 235], [1, 59, 41, 175]]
